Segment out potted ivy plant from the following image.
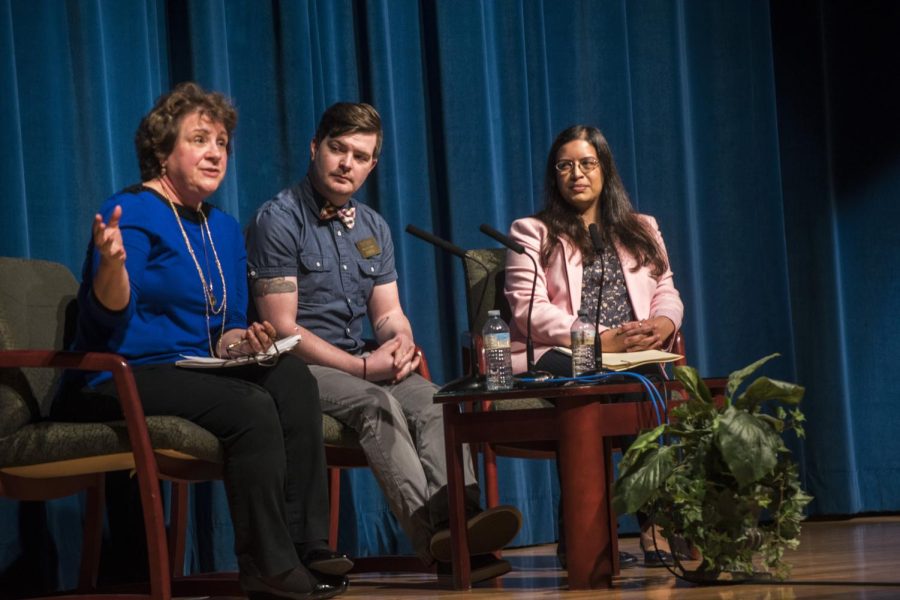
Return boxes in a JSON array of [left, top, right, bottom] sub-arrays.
[[612, 353, 812, 581]]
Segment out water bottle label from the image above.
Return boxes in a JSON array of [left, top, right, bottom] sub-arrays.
[[483, 332, 510, 350], [571, 330, 595, 345]]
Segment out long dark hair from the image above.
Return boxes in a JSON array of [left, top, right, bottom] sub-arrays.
[[536, 125, 666, 277]]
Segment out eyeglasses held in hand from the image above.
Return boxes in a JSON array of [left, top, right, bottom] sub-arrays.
[[225, 338, 281, 367], [555, 157, 600, 174]]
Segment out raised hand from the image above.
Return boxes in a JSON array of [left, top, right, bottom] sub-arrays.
[[93, 205, 126, 264]]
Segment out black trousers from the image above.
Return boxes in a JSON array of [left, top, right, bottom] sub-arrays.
[[53, 354, 328, 577]]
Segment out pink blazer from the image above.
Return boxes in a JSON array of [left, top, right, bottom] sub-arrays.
[[504, 216, 684, 374]]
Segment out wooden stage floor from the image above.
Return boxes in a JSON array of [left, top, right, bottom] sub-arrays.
[[211, 515, 900, 599]]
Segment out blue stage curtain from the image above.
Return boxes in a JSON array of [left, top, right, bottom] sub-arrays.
[[2, 0, 899, 591]]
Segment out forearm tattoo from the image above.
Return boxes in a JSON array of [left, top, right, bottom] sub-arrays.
[[253, 277, 297, 297], [374, 315, 390, 332]]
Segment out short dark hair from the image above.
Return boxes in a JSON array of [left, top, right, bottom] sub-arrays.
[[134, 82, 238, 180], [314, 102, 383, 159]]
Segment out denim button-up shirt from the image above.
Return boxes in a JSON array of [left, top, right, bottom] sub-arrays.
[[245, 176, 398, 354]]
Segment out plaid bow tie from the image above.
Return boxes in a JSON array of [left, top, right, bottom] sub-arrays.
[[319, 203, 356, 229]]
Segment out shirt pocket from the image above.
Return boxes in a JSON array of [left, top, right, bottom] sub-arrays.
[[351, 257, 387, 307], [298, 254, 335, 304]]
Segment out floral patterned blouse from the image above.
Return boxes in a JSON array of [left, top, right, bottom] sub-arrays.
[[580, 244, 635, 328]]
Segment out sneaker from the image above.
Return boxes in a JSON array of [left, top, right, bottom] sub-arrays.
[[429, 505, 522, 562], [436, 554, 512, 584]]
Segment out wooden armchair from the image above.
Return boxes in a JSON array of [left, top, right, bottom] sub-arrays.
[[0, 256, 237, 599]]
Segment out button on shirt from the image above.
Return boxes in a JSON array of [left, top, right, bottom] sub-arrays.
[[245, 176, 398, 354]]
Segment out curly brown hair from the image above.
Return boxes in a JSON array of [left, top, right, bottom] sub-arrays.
[[536, 125, 667, 278], [134, 82, 238, 181]]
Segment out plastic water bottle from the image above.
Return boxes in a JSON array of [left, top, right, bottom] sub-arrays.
[[571, 309, 596, 377], [482, 310, 513, 391]]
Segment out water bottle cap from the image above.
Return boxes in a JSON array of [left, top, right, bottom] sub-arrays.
[[577, 309, 588, 317], [487, 309, 500, 316]]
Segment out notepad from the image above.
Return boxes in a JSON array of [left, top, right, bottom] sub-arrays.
[[551, 347, 682, 372], [176, 334, 301, 368]]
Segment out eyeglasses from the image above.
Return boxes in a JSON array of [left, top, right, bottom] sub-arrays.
[[555, 157, 600, 174], [225, 338, 281, 367]]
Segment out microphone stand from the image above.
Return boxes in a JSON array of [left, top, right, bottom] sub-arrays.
[[405, 225, 486, 392], [583, 223, 610, 376], [478, 224, 553, 385]]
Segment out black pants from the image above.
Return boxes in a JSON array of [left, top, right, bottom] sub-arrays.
[[53, 354, 328, 577]]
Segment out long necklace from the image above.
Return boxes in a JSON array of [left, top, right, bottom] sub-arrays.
[[158, 177, 227, 356]]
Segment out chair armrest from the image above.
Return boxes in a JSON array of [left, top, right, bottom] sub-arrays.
[[671, 331, 686, 366], [0, 349, 159, 480]]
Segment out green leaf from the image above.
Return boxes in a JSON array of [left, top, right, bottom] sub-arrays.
[[674, 365, 713, 405], [726, 353, 780, 400], [716, 406, 781, 487], [618, 424, 667, 476], [613, 445, 676, 515], [735, 377, 805, 411]]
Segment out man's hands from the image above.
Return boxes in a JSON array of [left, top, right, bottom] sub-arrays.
[[363, 333, 421, 384]]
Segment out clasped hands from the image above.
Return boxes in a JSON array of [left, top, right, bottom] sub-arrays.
[[612, 317, 675, 352], [365, 333, 420, 384]]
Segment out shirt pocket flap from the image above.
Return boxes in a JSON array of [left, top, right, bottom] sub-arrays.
[[300, 254, 332, 272], [357, 257, 387, 277]]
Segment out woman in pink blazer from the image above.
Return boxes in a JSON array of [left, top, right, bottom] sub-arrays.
[[505, 125, 683, 376], [504, 125, 685, 568]]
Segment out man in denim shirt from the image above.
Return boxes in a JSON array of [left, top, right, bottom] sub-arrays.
[[245, 103, 520, 582]]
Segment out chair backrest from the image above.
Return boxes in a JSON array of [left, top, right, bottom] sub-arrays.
[[0, 257, 78, 435], [461, 248, 513, 335]]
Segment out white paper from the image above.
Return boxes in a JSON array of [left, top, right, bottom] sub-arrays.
[[176, 334, 301, 368]]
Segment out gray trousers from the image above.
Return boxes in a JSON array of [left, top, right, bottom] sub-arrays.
[[309, 366, 480, 563]]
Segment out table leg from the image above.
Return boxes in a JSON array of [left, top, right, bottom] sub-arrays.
[[557, 399, 614, 589], [442, 402, 471, 590]]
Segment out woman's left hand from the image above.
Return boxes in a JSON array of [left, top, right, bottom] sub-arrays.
[[619, 317, 675, 352]]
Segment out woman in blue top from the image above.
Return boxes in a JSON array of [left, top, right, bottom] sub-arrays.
[[53, 83, 347, 600]]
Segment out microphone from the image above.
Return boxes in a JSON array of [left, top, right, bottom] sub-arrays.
[[478, 224, 552, 384], [405, 224, 468, 259], [405, 225, 486, 392], [588, 223, 608, 373]]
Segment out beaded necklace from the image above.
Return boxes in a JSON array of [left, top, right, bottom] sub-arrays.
[[158, 177, 227, 356]]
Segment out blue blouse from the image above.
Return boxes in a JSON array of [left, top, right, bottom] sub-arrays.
[[73, 185, 247, 385]]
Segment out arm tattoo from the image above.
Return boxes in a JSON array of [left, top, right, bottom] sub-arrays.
[[374, 315, 390, 332], [252, 277, 297, 297]]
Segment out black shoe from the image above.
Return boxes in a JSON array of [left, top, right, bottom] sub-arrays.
[[241, 566, 345, 600], [312, 574, 349, 598], [301, 548, 354, 576], [436, 554, 512, 584], [557, 551, 637, 570], [643, 549, 673, 567], [429, 505, 523, 563], [619, 551, 638, 569]]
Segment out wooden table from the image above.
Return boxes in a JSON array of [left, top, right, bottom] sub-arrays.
[[434, 376, 726, 590]]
